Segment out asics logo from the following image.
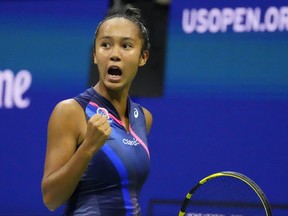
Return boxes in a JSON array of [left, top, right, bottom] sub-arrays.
[[134, 108, 138, 118]]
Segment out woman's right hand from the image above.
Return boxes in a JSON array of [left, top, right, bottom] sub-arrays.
[[84, 113, 112, 154]]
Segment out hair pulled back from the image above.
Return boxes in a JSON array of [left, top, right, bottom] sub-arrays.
[[94, 7, 150, 54]]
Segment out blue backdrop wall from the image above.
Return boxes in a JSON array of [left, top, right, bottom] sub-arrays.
[[142, 0, 288, 215], [0, 1, 108, 215], [0, 0, 287, 215]]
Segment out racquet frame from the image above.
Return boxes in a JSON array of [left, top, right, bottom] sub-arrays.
[[179, 171, 272, 216]]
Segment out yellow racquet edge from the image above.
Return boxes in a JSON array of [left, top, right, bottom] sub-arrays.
[[178, 171, 272, 216]]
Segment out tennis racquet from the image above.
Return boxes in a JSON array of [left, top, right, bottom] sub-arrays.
[[179, 171, 272, 216]]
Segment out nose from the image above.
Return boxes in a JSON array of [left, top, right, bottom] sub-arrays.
[[110, 46, 121, 61]]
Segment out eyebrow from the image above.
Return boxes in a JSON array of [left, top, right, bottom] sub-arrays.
[[98, 36, 136, 42]]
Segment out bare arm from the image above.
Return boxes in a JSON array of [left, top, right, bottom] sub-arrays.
[[41, 99, 111, 211], [142, 107, 153, 134]]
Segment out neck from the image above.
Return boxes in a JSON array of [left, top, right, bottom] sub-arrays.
[[93, 83, 128, 119]]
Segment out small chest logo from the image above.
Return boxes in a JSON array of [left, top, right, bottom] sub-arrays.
[[134, 108, 139, 118], [96, 107, 112, 123]]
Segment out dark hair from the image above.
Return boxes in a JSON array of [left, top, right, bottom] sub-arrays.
[[93, 7, 150, 54]]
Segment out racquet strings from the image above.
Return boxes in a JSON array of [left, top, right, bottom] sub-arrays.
[[184, 174, 267, 216]]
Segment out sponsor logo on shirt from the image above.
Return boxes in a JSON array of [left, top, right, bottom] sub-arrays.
[[134, 108, 139, 118], [122, 138, 139, 146], [96, 107, 112, 123]]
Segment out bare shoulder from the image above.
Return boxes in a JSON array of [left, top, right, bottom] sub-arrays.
[[52, 99, 82, 116], [142, 106, 153, 134], [48, 98, 86, 145]]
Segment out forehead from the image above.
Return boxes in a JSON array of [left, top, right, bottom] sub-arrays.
[[97, 17, 141, 39]]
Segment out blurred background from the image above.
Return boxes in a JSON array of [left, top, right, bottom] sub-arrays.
[[0, 0, 287, 215]]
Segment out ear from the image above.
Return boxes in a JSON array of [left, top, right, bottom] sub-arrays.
[[139, 50, 149, 67], [93, 53, 97, 64]]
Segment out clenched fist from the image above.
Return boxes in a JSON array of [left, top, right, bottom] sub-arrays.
[[84, 113, 112, 154]]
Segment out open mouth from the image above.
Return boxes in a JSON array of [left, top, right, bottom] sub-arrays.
[[108, 66, 122, 76]]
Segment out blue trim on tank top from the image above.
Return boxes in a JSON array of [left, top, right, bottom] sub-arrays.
[[101, 144, 133, 216]]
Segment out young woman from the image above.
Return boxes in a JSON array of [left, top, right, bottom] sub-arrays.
[[41, 7, 152, 215]]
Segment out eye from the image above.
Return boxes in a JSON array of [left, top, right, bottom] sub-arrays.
[[100, 42, 110, 49], [122, 43, 133, 49]]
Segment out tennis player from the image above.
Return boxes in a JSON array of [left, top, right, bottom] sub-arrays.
[[41, 7, 152, 215]]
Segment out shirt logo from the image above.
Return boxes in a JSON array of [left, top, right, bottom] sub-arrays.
[[96, 107, 112, 123], [122, 138, 139, 146], [134, 108, 139, 118]]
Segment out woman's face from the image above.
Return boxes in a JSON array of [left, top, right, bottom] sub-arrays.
[[94, 17, 149, 93]]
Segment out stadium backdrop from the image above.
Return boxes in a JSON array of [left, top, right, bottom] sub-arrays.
[[0, 0, 287, 215]]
